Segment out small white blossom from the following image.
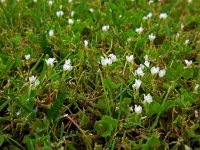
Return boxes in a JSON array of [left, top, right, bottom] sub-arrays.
[[148, 33, 156, 41], [63, 59, 73, 71], [89, 8, 94, 13], [151, 66, 160, 75], [68, 18, 74, 25], [181, 23, 184, 29], [1, 0, 5, 3], [143, 12, 153, 20], [108, 54, 117, 62], [135, 27, 143, 34], [29, 76, 40, 87], [70, 11, 75, 17], [129, 106, 133, 112], [184, 60, 192, 67], [134, 105, 142, 114], [84, 40, 88, 47], [56, 10, 64, 17], [144, 54, 149, 61], [185, 39, 190, 45], [48, 0, 53, 6], [143, 93, 153, 104], [33, 0, 37, 3], [148, 0, 154, 4], [159, 13, 167, 19], [159, 69, 166, 77], [115, 106, 119, 111], [194, 84, 199, 93], [147, 12, 152, 18], [102, 25, 109, 31], [45, 58, 56, 67], [135, 66, 144, 77], [187, 0, 192, 3], [49, 29, 54, 37], [132, 79, 142, 90], [68, 0, 72, 3], [101, 57, 112, 66], [195, 110, 199, 118], [29, 76, 37, 83], [144, 60, 150, 68], [126, 55, 134, 64], [25, 54, 30, 60]]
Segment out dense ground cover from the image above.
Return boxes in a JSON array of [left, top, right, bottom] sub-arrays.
[[0, 0, 200, 149]]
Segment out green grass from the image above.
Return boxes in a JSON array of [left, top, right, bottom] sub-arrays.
[[0, 0, 200, 149]]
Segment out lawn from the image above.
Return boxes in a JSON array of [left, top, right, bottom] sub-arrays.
[[0, 0, 200, 149]]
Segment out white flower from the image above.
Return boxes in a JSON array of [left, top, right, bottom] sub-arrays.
[[126, 55, 134, 64], [68, 0, 72, 3], [194, 84, 199, 93], [132, 79, 142, 90], [70, 11, 75, 17], [129, 106, 133, 112], [108, 54, 117, 62], [56, 10, 64, 17], [84, 40, 88, 47], [63, 59, 73, 71], [33, 0, 37, 2], [48, 0, 53, 6], [68, 18, 74, 25], [144, 54, 149, 61], [148, 0, 154, 4], [143, 12, 153, 20], [181, 23, 184, 29], [29, 76, 40, 87], [151, 66, 160, 75], [195, 110, 199, 118], [1, 0, 5, 3], [63, 64, 73, 71], [184, 60, 192, 67], [187, 0, 192, 3], [135, 66, 144, 77], [34, 79, 40, 87], [144, 60, 150, 68], [102, 25, 109, 31], [135, 27, 143, 34], [159, 13, 167, 19], [143, 93, 153, 104], [89, 8, 94, 13], [159, 69, 166, 77], [49, 29, 54, 37], [134, 105, 142, 114], [45, 58, 56, 67], [147, 12, 152, 18], [29, 76, 37, 83], [25, 54, 30, 60], [185, 39, 190, 45], [64, 59, 71, 65], [101, 57, 112, 66], [148, 33, 156, 41]]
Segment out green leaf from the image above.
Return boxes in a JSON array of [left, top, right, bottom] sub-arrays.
[[147, 102, 161, 117], [94, 116, 118, 137], [47, 90, 66, 120], [182, 68, 194, 79], [104, 77, 120, 91], [23, 135, 35, 150], [161, 100, 174, 113], [148, 134, 160, 148], [0, 100, 11, 112], [0, 131, 4, 147]]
